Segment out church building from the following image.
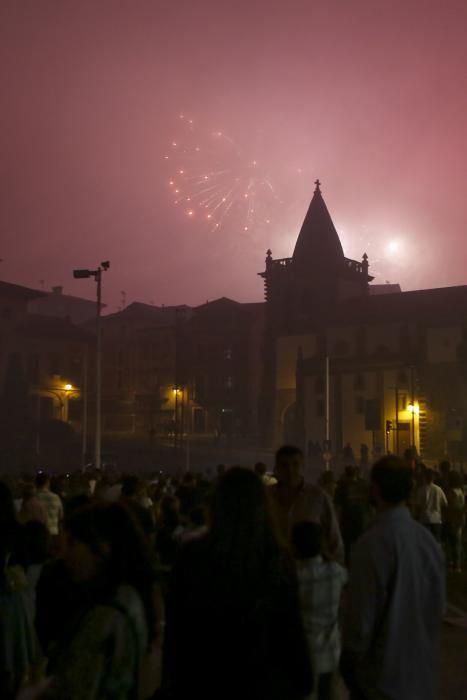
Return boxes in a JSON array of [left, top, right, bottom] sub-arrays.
[[259, 181, 467, 462]]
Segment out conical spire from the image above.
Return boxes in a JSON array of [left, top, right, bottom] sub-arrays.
[[292, 180, 344, 269]]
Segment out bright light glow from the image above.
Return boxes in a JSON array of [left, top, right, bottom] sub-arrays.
[[386, 240, 400, 255], [187, 210, 194, 216], [408, 403, 420, 415], [64, 384, 73, 391]]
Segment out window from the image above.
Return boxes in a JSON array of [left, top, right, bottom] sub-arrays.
[[315, 376, 325, 394], [356, 327, 367, 355], [400, 325, 410, 349], [333, 339, 349, 356], [397, 369, 408, 386], [355, 396, 365, 414], [117, 370, 124, 390], [223, 348, 233, 360], [48, 352, 62, 376], [68, 398, 82, 421], [354, 373, 365, 391], [195, 375, 205, 401], [70, 356, 82, 382], [373, 344, 390, 358], [193, 407, 205, 434], [27, 354, 41, 384]]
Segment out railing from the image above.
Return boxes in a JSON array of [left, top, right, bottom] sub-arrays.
[[270, 257, 292, 269], [344, 257, 363, 274], [265, 256, 365, 273]]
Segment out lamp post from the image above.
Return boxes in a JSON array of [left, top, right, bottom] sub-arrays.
[[173, 386, 181, 448], [324, 356, 331, 471], [408, 402, 420, 454], [81, 346, 88, 471], [73, 261, 109, 471]]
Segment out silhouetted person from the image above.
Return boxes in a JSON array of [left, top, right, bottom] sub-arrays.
[[342, 442, 354, 464], [444, 469, 465, 572], [0, 482, 39, 699], [176, 472, 197, 518], [341, 456, 445, 700], [46, 503, 159, 700], [155, 495, 182, 570], [164, 467, 313, 700], [335, 466, 370, 565], [120, 475, 155, 546], [292, 522, 347, 700], [35, 473, 63, 537], [414, 468, 447, 542], [35, 495, 92, 654], [271, 445, 343, 562], [359, 444, 369, 469], [254, 461, 267, 478], [18, 484, 47, 526]]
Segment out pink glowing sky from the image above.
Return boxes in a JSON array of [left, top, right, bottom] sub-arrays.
[[2, 0, 467, 311]]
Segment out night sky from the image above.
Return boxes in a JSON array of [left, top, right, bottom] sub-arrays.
[[2, 0, 467, 311]]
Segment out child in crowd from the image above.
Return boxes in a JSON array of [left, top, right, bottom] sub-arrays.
[[292, 521, 348, 700]]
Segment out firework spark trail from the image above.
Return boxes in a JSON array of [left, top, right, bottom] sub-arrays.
[[164, 115, 286, 234]]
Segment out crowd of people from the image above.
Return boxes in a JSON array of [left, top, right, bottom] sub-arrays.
[[0, 447, 462, 700]]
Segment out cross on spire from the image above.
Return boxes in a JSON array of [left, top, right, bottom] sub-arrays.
[[314, 179, 321, 192]]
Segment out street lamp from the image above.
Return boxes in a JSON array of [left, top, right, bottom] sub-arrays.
[[73, 260, 110, 471], [408, 403, 420, 455], [34, 382, 80, 463]]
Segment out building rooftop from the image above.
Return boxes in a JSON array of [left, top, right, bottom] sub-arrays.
[[292, 180, 345, 270], [332, 284, 467, 325], [369, 283, 402, 295], [103, 302, 192, 323], [0, 280, 45, 301]]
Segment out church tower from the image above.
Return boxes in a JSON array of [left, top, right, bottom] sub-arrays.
[[258, 181, 372, 446]]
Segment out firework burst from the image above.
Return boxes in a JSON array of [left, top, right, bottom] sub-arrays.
[[163, 115, 289, 234]]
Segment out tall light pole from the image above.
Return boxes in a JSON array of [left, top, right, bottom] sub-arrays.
[[73, 261, 109, 471], [81, 346, 88, 471], [324, 355, 331, 471]]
